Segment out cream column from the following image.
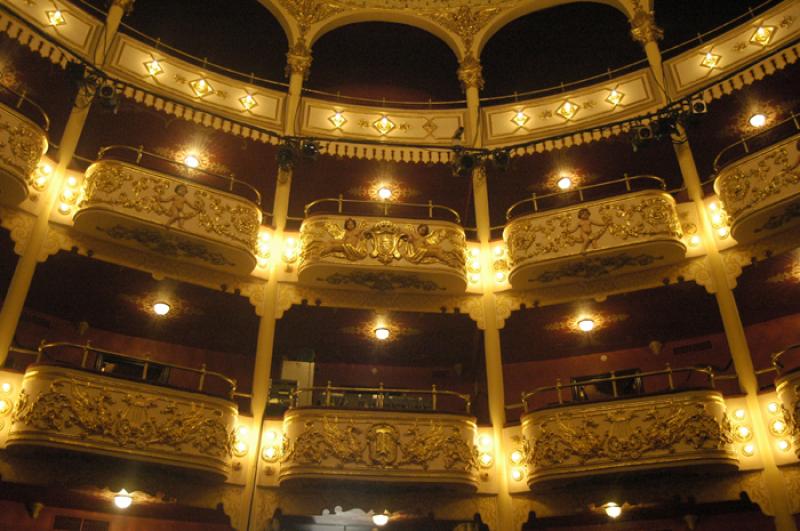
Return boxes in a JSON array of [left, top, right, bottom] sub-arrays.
[[630, 7, 796, 527], [0, 0, 132, 365], [242, 38, 311, 531], [459, 53, 514, 531]]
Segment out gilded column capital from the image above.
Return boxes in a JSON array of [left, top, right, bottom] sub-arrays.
[[111, 0, 135, 15], [285, 38, 313, 80], [457, 53, 484, 92], [629, 1, 663, 46]]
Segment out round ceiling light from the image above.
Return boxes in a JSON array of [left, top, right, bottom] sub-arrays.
[[372, 511, 390, 526], [604, 502, 622, 519], [377, 186, 392, 200], [577, 318, 595, 332], [183, 153, 201, 168], [374, 327, 390, 341], [748, 113, 767, 128], [557, 176, 573, 190], [114, 489, 132, 509], [152, 302, 171, 316]]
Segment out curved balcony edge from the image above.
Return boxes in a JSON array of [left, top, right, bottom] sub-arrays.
[[75, 160, 261, 274], [519, 389, 738, 488], [0, 102, 48, 206], [776, 370, 800, 460], [279, 408, 480, 490], [6, 364, 237, 479]]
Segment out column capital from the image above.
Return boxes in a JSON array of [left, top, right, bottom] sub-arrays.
[[285, 37, 313, 80], [629, 1, 663, 46], [458, 52, 484, 92], [110, 0, 135, 15]]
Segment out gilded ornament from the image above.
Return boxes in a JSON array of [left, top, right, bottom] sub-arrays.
[[629, 0, 663, 45], [0, 119, 46, 182], [322, 271, 443, 291], [285, 38, 313, 79], [425, 5, 500, 50], [457, 53, 484, 92], [782, 393, 800, 458], [278, 0, 345, 35]]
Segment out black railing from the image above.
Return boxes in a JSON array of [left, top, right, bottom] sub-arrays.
[[712, 112, 800, 174], [0, 84, 50, 131], [290, 382, 472, 414]]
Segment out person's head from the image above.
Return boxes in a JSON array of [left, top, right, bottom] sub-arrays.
[[175, 184, 188, 195], [344, 218, 357, 231], [578, 208, 590, 220], [417, 224, 430, 236]]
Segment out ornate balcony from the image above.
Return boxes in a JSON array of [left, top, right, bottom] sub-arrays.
[[0, 88, 49, 206], [75, 146, 262, 274], [774, 344, 800, 459], [298, 198, 467, 293], [5, 342, 238, 479], [279, 385, 480, 489], [517, 367, 737, 488], [504, 178, 685, 288], [714, 121, 800, 243]]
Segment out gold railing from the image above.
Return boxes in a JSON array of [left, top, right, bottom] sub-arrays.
[[290, 382, 471, 414], [505, 174, 667, 220], [712, 112, 800, 173], [11, 341, 238, 399], [304, 196, 461, 224], [762, 343, 800, 377], [514, 364, 726, 413], [96, 144, 262, 205], [0, 84, 50, 132]]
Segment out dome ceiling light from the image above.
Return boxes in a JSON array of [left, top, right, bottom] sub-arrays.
[[152, 302, 171, 316], [748, 113, 767, 128], [603, 502, 622, 519], [577, 318, 595, 332], [183, 152, 201, 168], [372, 511, 390, 526], [114, 489, 132, 509], [377, 186, 392, 200], [374, 327, 390, 341], [557, 175, 573, 190]]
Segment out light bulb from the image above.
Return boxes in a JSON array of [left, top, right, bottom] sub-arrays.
[[493, 245, 504, 257], [377, 186, 392, 200], [0, 399, 10, 414], [737, 425, 751, 440], [152, 302, 170, 316], [66, 176, 78, 187], [742, 443, 756, 456], [236, 425, 249, 439], [511, 467, 524, 481], [262, 446, 277, 460], [374, 327, 390, 341], [767, 402, 780, 414], [604, 502, 622, 519], [510, 450, 524, 464], [372, 512, 390, 526], [469, 273, 481, 284], [264, 430, 278, 443], [717, 227, 730, 238], [469, 248, 480, 258], [577, 319, 595, 332], [0, 382, 10, 394], [183, 153, 200, 168], [470, 259, 481, 271], [777, 439, 791, 452], [557, 176, 573, 190], [494, 271, 506, 283], [114, 490, 132, 509], [734, 408, 746, 420], [478, 434, 493, 450], [479, 452, 494, 467], [233, 440, 248, 456], [748, 113, 767, 128], [771, 420, 787, 435], [711, 212, 723, 225], [689, 235, 702, 247]]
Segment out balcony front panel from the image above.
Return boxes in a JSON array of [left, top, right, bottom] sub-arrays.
[[520, 390, 737, 488], [777, 370, 800, 460], [7, 365, 236, 478], [280, 408, 479, 489], [0, 103, 47, 206], [715, 133, 800, 243], [298, 215, 467, 293], [75, 160, 260, 274], [504, 190, 685, 288]]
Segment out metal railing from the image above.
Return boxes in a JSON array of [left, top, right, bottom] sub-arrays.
[[0, 84, 50, 131], [304, 195, 462, 224], [96, 145, 262, 205], [766, 343, 800, 377], [290, 382, 472, 414], [505, 174, 667, 221], [513, 364, 723, 413], [712, 112, 800, 174], [10, 341, 238, 399]]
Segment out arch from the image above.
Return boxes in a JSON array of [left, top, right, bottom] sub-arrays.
[[255, 0, 301, 47], [475, 0, 634, 56], [310, 11, 465, 60]]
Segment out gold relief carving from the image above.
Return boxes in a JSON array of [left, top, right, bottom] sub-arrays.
[[301, 218, 465, 270], [283, 417, 367, 465], [278, 0, 345, 35], [285, 38, 313, 79], [81, 162, 259, 248], [526, 403, 732, 468], [716, 139, 800, 223], [398, 422, 477, 471], [629, 0, 663, 45], [781, 391, 800, 459], [367, 423, 400, 466], [12, 378, 232, 458], [426, 5, 501, 50], [457, 53, 484, 91], [0, 119, 46, 182], [506, 196, 682, 266]]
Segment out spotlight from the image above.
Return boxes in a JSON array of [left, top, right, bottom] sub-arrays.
[[374, 327, 390, 341], [577, 318, 595, 332], [66, 62, 87, 85], [604, 502, 622, 519], [491, 149, 511, 172], [690, 99, 707, 114], [749, 113, 767, 128], [452, 148, 479, 178], [96, 82, 119, 111], [114, 490, 132, 509], [372, 511, 390, 526], [301, 139, 320, 160], [276, 142, 296, 171]]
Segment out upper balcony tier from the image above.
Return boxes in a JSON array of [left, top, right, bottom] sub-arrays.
[[714, 118, 800, 243], [503, 177, 685, 289], [0, 88, 49, 206], [5, 342, 238, 479], [75, 146, 262, 275], [515, 366, 738, 488], [298, 198, 467, 293], [279, 384, 480, 489]]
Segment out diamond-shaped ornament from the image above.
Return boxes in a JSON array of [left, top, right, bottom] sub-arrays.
[[555, 100, 579, 121], [511, 111, 529, 128], [144, 59, 164, 78], [239, 94, 258, 111], [700, 52, 721, 69], [749, 25, 776, 47], [606, 89, 624, 107], [328, 112, 347, 129], [189, 78, 214, 98], [373, 115, 396, 136]]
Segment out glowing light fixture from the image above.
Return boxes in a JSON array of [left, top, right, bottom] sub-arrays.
[[152, 302, 170, 316], [46, 10, 66, 26], [748, 113, 767, 128], [236, 425, 249, 439], [144, 59, 164, 78], [479, 452, 494, 467], [708, 202, 719, 211], [328, 111, 347, 129], [189, 78, 214, 98], [262, 446, 277, 460], [742, 443, 756, 456], [494, 270, 506, 283], [577, 318, 595, 332], [239, 94, 258, 111], [377, 186, 392, 200], [57, 202, 72, 215], [264, 430, 279, 444], [0, 399, 10, 415], [233, 440, 248, 457], [737, 425, 752, 440], [373, 115, 396, 136], [555, 100, 579, 121], [66, 176, 78, 187], [510, 467, 524, 481], [183, 153, 201, 168], [771, 419, 787, 436], [469, 248, 480, 258], [717, 226, 730, 238], [604, 502, 622, 519], [711, 212, 723, 225], [114, 490, 132, 509], [749, 26, 776, 47], [734, 408, 746, 420], [510, 450, 524, 465], [1, 382, 11, 394], [767, 402, 780, 415], [470, 259, 481, 271], [700, 52, 721, 70], [493, 245, 505, 257], [606, 88, 624, 107], [777, 439, 791, 452], [478, 434, 493, 450], [372, 512, 390, 527], [512, 110, 529, 128], [557, 176, 573, 190], [469, 272, 481, 284], [689, 235, 702, 247], [374, 327, 390, 341]]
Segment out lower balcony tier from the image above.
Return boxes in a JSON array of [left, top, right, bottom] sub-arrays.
[[6, 364, 237, 479], [520, 389, 737, 488], [75, 160, 261, 274], [715, 132, 800, 243], [298, 214, 467, 293], [279, 408, 480, 489], [504, 190, 685, 288], [776, 369, 800, 460], [0, 102, 48, 206]]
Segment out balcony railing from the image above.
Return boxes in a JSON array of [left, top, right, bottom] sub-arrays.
[[0, 85, 49, 205], [504, 185, 684, 287], [714, 118, 800, 243], [76, 148, 262, 273], [770, 344, 800, 459], [514, 366, 737, 487], [6, 344, 238, 478], [298, 199, 467, 292], [290, 383, 471, 414]]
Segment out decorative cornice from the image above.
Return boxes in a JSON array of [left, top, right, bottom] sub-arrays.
[[286, 38, 313, 79], [457, 52, 484, 91], [425, 5, 500, 51], [629, 0, 663, 46], [278, 0, 345, 36]]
